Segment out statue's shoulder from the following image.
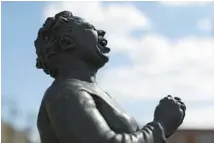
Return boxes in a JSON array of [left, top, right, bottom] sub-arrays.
[[42, 79, 110, 108], [43, 79, 95, 100], [61, 79, 109, 100], [61, 79, 95, 92]]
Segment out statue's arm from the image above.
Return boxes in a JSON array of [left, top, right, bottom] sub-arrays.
[[45, 88, 166, 143]]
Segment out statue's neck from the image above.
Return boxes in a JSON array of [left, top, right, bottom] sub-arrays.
[[56, 60, 97, 83]]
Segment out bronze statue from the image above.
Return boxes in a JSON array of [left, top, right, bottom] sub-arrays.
[[35, 11, 186, 143]]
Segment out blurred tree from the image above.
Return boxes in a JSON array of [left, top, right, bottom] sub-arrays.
[[2, 95, 39, 143]]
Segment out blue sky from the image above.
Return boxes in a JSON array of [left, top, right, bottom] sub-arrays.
[[2, 1, 214, 133], [2, 1, 53, 127]]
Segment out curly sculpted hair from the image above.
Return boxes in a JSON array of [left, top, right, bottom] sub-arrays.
[[34, 11, 85, 78]]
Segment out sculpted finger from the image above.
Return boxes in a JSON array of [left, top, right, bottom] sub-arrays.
[[160, 95, 175, 105], [167, 95, 173, 100], [180, 104, 186, 112], [159, 98, 164, 103], [159, 96, 169, 103], [181, 109, 186, 121], [167, 95, 172, 98], [178, 103, 186, 121], [177, 100, 186, 111], [174, 97, 181, 101]]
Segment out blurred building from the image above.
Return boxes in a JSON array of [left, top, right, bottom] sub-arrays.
[[1, 120, 29, 143], [168, 129, 214, 143], [2, 118, 214, 143]]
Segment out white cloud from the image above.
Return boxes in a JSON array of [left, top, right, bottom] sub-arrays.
[[197, 18, 213, 32], [182, 105, 214, 129], [100, 35, 214, 102], [43, 1, 150, 36], [160, 1, 213, 7]]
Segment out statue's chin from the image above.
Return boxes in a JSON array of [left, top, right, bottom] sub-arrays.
[[83, 54, 108, 71], [96, 45, 110, 62], [96, 55, 109, 69]]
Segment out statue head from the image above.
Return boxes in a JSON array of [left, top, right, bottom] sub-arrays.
[[34, 11, 110, 78]]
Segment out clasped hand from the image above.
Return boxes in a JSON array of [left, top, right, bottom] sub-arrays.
[[153, 95, 186, 138]]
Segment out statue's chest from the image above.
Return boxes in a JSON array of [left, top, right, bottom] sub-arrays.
[[81, 86, 140, 133], [95, 95, 139, 133], [68, 80, 140, 133]]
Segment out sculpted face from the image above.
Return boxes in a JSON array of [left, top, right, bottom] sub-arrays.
[[35, 11, 111, 78], [67, 19, 111, 68]]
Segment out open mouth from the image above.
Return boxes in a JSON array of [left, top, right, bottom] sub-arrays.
[[97, 38, 110, 59]]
